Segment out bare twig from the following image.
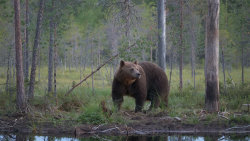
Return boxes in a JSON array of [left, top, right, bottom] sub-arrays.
[[64, 43, 136, 96]]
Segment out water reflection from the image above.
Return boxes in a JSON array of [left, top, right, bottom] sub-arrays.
[[0, 134, 249, 141]]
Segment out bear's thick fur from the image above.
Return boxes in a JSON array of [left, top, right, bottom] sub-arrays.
[[112, 60, 169, 112]]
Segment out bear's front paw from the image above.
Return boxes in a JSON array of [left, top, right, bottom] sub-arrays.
[[135, 105, 143, 113]]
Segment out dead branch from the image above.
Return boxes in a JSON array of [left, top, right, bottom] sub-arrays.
[[218, 115, 229, 120], [92, 124, 105, 130], [64, 43, 136, 96], [100, 127, 117, 133], [225, 125, 250, 131]]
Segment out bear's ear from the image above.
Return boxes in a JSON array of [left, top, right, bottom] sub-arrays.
[[134, 61, 138, 65], [120, 60, 125, 67]]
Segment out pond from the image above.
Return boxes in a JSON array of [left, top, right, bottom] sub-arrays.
[[0, 134, 249, 141]]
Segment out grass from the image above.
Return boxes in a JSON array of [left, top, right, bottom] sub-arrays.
[[0, 66, 249, 125]]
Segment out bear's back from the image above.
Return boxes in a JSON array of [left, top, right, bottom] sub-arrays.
[[138, 62, 168, 92]]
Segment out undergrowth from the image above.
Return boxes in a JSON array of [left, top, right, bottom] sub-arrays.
[[0, 67, 249, 126]]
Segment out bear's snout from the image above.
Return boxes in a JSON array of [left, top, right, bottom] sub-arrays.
[[136, 72, 141, 79]]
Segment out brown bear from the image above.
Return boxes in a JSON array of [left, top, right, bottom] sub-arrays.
[[112, 60, 169, 112]]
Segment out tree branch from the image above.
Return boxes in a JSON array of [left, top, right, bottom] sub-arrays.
[[64, 43, 136, 96]]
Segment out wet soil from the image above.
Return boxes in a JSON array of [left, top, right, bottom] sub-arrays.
[[0, 110, 249, 137]]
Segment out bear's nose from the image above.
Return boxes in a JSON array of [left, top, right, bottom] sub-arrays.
[[136, 72, 141, 77]]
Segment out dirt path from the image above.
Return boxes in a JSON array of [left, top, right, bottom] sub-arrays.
[[0, 111, 249, 137]]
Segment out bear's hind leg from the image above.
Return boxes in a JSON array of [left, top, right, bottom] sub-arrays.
[[113, 96, 123, 111]]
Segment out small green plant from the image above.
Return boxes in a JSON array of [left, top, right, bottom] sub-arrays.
[[78, 111, 106, 125], [185, 116, 199, 124], [77, 103, 107, 125]]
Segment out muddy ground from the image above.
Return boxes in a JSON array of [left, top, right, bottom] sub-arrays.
[[0, 110, 249, 137]]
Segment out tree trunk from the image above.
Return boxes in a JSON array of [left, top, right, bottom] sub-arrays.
[[169, 45, 174, 86], [241, 45, 244, 84], [38, 46, 41, 81], [179, 0, 183, 90], [191, 39, 196, 89], [64, 45, 67, 72], [80, 45, 83, 80], [53, 26, 57, 97], [6, 48, 11, 94], [221, 47, 226, 88], [205, 0, 220, 112], [222, 0, 227, 89], [13, 56, 16, 82], [14, 0, 27, 113], [48, 17, 54, 93], [157, 0, 166, 70], [28, 0, 44, 100], [150, 36, 153, 62], [91, 39, 94, 95], [241, 24, 244, 84], [73, 36, 77, 69], [10, 57, 12, 86], [24, 0, 29, 81], [189, 15, 197, 89], [71, 46, 74, 70]]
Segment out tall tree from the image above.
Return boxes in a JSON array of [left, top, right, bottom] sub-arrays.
[[179, 0, 183, 90], [53, 25, 57, 97], [14, 0, 27, 112], [48, 0, 55, 93], [28, 0, 44, 100], [205, 0, 220, 112], [5, 47, 12, 94], [157, 0, 166, 70], [221, 0, 227, 89], [24, 0, 29, 81], [188, 9, 198, 89]]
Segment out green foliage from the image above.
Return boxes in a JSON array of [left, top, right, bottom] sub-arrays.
[[220, 83, 250, 110], [229, 115, 250, 125], [78, 104, 107, 125]]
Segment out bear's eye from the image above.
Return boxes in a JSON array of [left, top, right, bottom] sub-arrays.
[[130, 68, 134, 72]]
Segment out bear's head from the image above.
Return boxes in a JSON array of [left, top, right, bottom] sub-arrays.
[[117, 60, 141, 85]]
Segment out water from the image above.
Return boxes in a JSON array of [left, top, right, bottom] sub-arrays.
[[0, 134, 249, 141]]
